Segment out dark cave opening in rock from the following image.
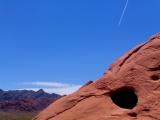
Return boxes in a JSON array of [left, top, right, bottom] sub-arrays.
[[110, 87, 138, 109]]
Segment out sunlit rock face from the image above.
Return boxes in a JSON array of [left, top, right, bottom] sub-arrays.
[[33, 33, 160, 120]]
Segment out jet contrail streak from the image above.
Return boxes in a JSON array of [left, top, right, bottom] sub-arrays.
[[118, 0, 129, 26]]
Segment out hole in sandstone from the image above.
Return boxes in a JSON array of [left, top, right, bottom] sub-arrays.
[[142, 108, 150, 112], [110, 87, 138, 109], [128, 112, 137, 117], [151, 74, 159, 81]]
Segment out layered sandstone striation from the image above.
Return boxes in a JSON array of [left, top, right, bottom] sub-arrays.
[[33, 34, 160, 120]]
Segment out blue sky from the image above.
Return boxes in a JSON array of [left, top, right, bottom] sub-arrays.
[[0, 0, 159, 95]]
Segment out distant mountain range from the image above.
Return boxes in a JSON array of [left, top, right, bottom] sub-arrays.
[[0, 89, 61, 112]]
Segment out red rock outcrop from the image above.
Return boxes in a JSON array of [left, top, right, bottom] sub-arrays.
[[33, 34, 160, 120]]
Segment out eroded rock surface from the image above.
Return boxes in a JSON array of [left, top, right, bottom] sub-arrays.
[[33, 34, 160, 120]]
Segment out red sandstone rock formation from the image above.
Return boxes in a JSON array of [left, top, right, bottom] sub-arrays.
[[33, 34, 160, 120]]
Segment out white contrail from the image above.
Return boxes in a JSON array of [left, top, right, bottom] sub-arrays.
[[118, 0, 129, 26]]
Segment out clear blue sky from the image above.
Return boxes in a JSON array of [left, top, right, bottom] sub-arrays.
[[0, 0, 159, 94]]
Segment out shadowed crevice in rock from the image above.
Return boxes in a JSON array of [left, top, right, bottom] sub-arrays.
[[128, 112, 137, 117], [119, 45, 143, 68], [149, 65, 160, 71]]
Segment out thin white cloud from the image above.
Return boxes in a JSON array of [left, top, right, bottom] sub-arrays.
[[20, 81, 82, 95], [26, 82, 70, 87], [20, 85, 82, 95]]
